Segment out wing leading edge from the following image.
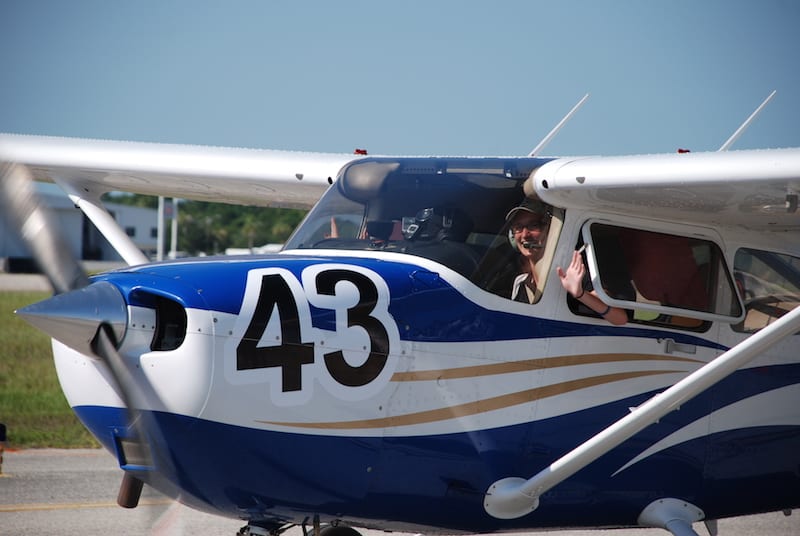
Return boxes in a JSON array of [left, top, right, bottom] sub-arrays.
[[0, 133, 360, 209], [528, 148, 800, 230]]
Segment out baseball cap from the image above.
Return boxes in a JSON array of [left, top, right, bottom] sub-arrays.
[[505, 198, 550, 222]]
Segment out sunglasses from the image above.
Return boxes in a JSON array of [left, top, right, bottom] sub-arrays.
[[511, 221, 546, 233]]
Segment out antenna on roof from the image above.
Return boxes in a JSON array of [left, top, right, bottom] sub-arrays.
[[718, 90, 776, 151], [528, 93, 589, 157]]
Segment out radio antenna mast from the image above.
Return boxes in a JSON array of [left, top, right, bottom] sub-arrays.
[[719, 90, 776, 151], [528, 93, 589, 157]]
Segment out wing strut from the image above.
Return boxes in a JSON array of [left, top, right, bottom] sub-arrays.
[[718, 90, 776, 151], [483, 303, 800, 519], [54, 178, 149, 266], [528, 94, 589, 156]]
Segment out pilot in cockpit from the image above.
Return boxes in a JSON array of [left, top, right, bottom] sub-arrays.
[[506, 199, 552, 304]]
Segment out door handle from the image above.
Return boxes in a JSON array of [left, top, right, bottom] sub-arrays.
[[661, 338, 696, 354]]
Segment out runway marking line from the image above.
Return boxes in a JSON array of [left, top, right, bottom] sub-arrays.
[[0, 497, 173, 513]]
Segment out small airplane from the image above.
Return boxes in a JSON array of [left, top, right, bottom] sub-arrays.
[[1, 94, 799, 536]]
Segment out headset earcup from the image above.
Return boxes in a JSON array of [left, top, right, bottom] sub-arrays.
[[508, 229, 518, 251]]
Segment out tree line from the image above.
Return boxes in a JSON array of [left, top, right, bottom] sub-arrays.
[[104, 193, 307, 255]]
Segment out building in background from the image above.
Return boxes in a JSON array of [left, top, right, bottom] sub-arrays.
[[0, 182, 158, 272], [99, 201, 160, 261]]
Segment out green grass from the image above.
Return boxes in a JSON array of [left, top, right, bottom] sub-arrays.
[[0, 291, 99, 448]]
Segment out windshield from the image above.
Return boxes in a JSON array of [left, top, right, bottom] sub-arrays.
[[284, 157, 547, 281]]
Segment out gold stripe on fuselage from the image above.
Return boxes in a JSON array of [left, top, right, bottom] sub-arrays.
[[258, 365, 688, 430]]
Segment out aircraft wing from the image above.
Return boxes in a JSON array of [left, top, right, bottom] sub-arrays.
[[4, 133, 799, 228], [529, 148, 800, 230], [0, 133, 359, 209]]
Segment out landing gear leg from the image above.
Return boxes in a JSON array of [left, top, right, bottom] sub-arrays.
[[638, 498, 705, 536], [237, 522, 292, 536], [240, 519, 363, 536]]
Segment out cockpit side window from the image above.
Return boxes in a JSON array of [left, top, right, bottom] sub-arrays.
[[732, 248, 800, 333], [573, 222, 743, 329]]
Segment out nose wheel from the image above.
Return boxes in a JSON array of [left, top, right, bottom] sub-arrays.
[[319, 527, 362, 536]]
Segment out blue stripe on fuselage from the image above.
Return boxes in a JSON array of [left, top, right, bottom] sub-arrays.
[[92, 255, 723, 349]]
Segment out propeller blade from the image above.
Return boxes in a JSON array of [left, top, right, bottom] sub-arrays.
[[2, 161, 158, 509], [92, 322, 150, 508], [0, 162, 89, 293]]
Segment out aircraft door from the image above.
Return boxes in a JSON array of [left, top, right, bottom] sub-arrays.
[[543, 216, 742, 496]]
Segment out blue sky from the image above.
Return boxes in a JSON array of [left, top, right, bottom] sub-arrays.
[[1, 0, 798, 157]]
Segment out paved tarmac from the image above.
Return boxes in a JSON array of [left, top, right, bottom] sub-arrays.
[[0, 449, 243, 535], [1, 449, 798, 536]]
